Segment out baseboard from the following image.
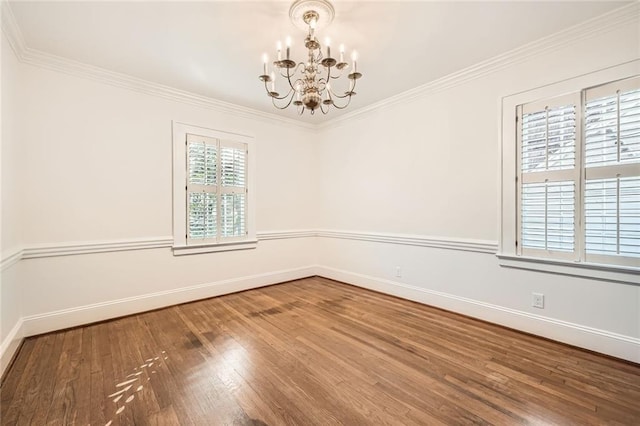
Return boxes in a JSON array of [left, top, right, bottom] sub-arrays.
[[0, 318, 25, 378], [21, 266, 318, 338], [7, 263, 637, 373], [316, 266, 640, 364]]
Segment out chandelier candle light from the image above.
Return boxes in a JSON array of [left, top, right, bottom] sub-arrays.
[[259, 0, 362, 115]]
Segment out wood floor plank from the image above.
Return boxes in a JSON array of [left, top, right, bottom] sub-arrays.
[[2, 277, 639, 425]]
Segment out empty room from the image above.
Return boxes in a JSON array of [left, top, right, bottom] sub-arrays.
[[1, 0, 639, 424]]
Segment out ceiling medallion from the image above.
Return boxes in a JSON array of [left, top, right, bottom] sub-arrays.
[[259, 0, 362, 115]]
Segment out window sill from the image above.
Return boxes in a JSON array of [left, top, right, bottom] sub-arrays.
[[496, 254, 640, 285], [172, 240, 258, 256]]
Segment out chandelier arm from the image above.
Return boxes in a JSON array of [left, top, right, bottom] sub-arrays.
[[330, 89, 353, 99], [270, 90, 295, 101], [328, 74, 358, 99], [329, 96, 352, 110], [263, 80, 273, 97], [271, 90, 297, 110], [330, 86, 351, 99], [278, 62, 304, 80], [284, 66, 301, 92]]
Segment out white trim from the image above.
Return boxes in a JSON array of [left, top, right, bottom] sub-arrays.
[[172, 122, 257, 252], [21, 237, 173, 259], [500, 61, 640, 256], [0, 248, 22, 270], [1, 231, 495, 262], [2, 2, 638, 132], [172, 240, 258, 256], [0, 0, 26, 58], [5, 259, 638, 369], [0, 3, 312, 132], [319, 2, 640, 130], [21, 52, 314, 131], [0, 318, 24, 378], [257, 230, 317, 240], [316, 265, 640, 364], [497, 254, 640, 285], [317, 229, 498, 254], [21, 266, 319, 337]]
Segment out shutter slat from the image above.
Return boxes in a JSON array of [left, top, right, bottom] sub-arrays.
[[522, 104, 576, 172], [521, 181, 575, 251], [585, 177, 640, 257], [585, 88, 640, 167]]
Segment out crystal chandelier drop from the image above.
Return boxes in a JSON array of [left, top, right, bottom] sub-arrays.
[[259, 0, 362, 115]]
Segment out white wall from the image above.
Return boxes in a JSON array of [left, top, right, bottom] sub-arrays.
[[315, 20, 640, 361], [17, 60, 320, 316], [0, 28, 321, 374], [1, 30, 24, 374], [2, 6, 639, 378]]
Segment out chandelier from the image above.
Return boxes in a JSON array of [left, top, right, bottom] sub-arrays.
[[259, 0, 362, 115]]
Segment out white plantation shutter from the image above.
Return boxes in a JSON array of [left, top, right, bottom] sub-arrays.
[[521, 182, 575, 252], [516, 75, 640, 267], [187, 135, 217, 241], [583, 76, 640, 265], [521, 105, 576, 172], [186, 134, 248, 244], [219, 141, 248, 239], [518, 93, 580, 260]]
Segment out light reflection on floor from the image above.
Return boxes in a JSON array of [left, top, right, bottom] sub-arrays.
[[104, 351, 169, 426]]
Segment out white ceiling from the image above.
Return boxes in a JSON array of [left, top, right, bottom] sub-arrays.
[[8, 1, 631, 123]]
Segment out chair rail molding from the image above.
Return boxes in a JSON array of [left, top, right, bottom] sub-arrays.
[[2, 230, 497, 261], [317, 230, 498, 254], [0, 248, 22, 271]]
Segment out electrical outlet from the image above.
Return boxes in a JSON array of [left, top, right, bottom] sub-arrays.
[[395, 266, 402, 278], [532, 293, 544, 309]]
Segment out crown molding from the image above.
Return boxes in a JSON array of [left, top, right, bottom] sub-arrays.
[[0, 3, 314, 132], [2, 2, 638, 131], [20, 49, 315, 131], [319, 2, 640, 130]]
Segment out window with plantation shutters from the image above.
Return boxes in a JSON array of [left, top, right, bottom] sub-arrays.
[[173, 122, 255, 255], [186, 134, 248, 243], [517, 93, 580, 260], [583, 77, 640, 266], [516, 75, 640, 268]]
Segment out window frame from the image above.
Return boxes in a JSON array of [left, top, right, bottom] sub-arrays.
[[499, 60, 640, 284], [172, 121, 257, 255]]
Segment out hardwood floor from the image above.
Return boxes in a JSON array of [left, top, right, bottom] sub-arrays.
[[2, 277, 639, 425]]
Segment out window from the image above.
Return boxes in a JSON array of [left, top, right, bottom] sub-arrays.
[[517, 94, 580, 261], [172, 122, 256, 254], [500, 61, 640, 282], [516, 76, 639, 267]]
